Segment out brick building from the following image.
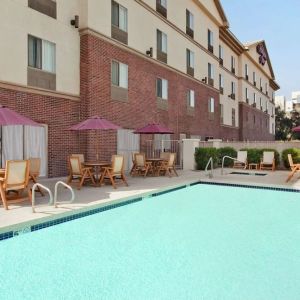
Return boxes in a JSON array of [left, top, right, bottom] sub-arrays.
[[0, 0, 280, 177]]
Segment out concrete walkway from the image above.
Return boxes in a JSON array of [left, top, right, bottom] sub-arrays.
[[0, 168, 299, 233]]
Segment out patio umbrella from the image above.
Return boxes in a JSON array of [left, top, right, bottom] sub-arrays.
[[134, 123, 174, 157], [292, 126, 300, 132], [69, 116, 121, 160], [0, 106, 41, 166]]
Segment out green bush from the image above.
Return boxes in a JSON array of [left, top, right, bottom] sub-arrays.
[[282, 148, 300, 169], [217, 147, 237, 167], [240, 148, 280, 166], [194, 147, 218, 170]]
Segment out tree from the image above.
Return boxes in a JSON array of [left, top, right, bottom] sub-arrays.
[[289, 109, 300, 140], [275, 106, 292, 140]]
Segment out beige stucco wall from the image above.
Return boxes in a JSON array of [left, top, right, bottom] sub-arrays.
[[0, 0, 80, 95]]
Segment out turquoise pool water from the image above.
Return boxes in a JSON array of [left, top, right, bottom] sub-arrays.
[[1, 184, 300, 300]]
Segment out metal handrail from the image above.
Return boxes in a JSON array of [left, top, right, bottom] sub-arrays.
[[221, 156, 246, 175], [32, 183, 53, 213], [54, 181, 75, 208], [205, 157, 213, 178]]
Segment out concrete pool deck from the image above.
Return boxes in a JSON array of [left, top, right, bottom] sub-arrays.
[[1, 168, 300, 233]]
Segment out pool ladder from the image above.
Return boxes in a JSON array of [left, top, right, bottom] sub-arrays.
[[221, 156, 245, 175], [205, 157, 214, 178], [32, 181, 75, 213]]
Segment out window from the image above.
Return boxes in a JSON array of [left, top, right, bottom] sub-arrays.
[[272, 123, 274, 134], [187, 90, 195, 108], [157, 29, 168, 63], [208, 63, 214, 86], [208, 30, 214, 53], [186, 10, 194, 38], [186, 49, 194, 76], [265, 82, 268, 95], [28, 0, 57, 19], [231, 56, 235, 73], [156, 78, 168, 100], [220, 104, 224, 124], [232, 108, 236, 127], [111, 1, 128, 44], [253, 72, 256, 86], [253, 93, 256, 107], [156, 0, 167, 17], [245, 64, 248, 79], [219, 74, 224, 94], [28, 35, 56, 73], [219, 45, 224, 65], [208, 97, 215, 114], [245, 87, 249, 102], [260, 78, 262, 91], [260, 97, 262, 110], [28, 35, 56, 90], [231, 81, 235, 99], [111, 61, 128, 89]]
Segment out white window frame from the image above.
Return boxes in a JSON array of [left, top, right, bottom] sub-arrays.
[[209, 97, 215, 113], [188, 90, 195, 108]]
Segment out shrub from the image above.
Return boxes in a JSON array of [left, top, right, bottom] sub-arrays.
[[282, 148, 300, 169], [217, 147, 237, 167], [240, 148, 280, 166], [194, 147, 218, 170]]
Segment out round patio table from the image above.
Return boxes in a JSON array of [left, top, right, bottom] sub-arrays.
[[84, 162, 110, 185], [146, 158, 165, 176]]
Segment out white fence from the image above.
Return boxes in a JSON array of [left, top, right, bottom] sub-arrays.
[[146, 139, 182, 168], [182, 139, 300, 170]]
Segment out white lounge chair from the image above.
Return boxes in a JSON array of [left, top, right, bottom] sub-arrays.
[[233, 151, 248, 169], [260, 151, 275, 171]]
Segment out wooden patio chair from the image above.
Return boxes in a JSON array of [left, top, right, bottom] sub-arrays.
[[157, 153, 178, 177], [260, 151, 275, 171], [129, 151, 139, 176], [71, 154, 85, 165], [29, 157, 44, 196], [0, 160, 32, 210], [233, 151, 248, 169], [67, 156, 96, 190], [286, 154, 300, 182], [160, 152, 171, 161], [132, 153, 152, 177], [100, 155, 128, 189]]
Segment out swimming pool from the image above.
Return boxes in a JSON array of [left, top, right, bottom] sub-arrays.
[[1, 183, 300, 300]]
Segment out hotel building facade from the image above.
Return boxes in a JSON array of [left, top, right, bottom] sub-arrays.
[[0, 0, 280, 177]]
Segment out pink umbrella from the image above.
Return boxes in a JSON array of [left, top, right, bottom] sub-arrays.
[[69, 116, 121, 160], [292, 126, 300, 132], [69, 116, 120, 131], [134, 123, 173, 134], [0, 106, 40, 126], [0, 106, 41, 167]]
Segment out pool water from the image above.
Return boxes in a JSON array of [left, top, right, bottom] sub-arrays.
[[1, 184, 300, 300]]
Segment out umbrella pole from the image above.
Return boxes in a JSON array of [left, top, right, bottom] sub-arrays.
[[96, 130, 99, 161]]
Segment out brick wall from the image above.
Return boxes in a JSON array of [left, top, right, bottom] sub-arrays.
[[239, 102, 274, 141], [0, 87, 81, 177], [80, 33, 241, 157]]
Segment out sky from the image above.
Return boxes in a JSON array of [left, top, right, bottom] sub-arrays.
[[220, 0, 300, 100]]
